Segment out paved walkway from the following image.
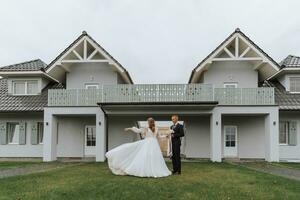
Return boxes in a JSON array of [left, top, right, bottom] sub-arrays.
[[230, 162, 300, 181], [0, 163, 81, 179]]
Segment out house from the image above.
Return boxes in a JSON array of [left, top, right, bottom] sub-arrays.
[[0, 29, 299, 162]]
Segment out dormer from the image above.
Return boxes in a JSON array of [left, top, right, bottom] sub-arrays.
[[189, 28, 280, 87], [269, 55, 300, 93], [0, 59, 58, 95], [45, 31, 133, 89]]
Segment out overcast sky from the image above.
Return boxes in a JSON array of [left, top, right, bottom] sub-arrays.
[[0, 0, 300, 83]]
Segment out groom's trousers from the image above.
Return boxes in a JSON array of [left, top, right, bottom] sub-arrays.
[[171, 139, 181, 173]]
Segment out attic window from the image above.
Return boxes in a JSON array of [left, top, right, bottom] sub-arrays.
[[224, 83, 238, 88], [13, 80, 39, 95], [290, 77, 300, 93], [85, 83, 99, 89]]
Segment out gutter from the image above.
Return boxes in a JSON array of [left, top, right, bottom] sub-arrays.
[[98, 104, 109, 152], [267, 68, 300, 80], [97, 101, 219, 106]]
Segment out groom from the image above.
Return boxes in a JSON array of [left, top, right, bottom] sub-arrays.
[[170, 115, 184, 175]]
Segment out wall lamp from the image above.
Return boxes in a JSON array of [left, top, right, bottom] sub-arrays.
[[46, 122, 49, 126], [273, 121, 276, 125], [99, 121, 102, 126], [216, 121, 219, 126]]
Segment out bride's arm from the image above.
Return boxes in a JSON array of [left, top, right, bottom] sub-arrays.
[[124, 127, 143, 134]]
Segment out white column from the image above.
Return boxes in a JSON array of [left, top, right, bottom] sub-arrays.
[[210, 110, 222, 162], [96, 110, 106, 162], [43, 109, 58, 162], [265, 109, 279, 162]]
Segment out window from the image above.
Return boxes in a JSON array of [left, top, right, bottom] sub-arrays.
[[290, 77, 300, 93], [27, 81, 39, 94], [85, 83, 99, 89], [13, 82, 26, 94], [7, 122, 20, 144], [225, 126, 236, 147], [279, 122, 289, 145], [279, 121, 297, 145], [86, 126, 96, 146], [13, 80, 39, 95], [37, 122, 44, 144], [224, 83, 238, 88]]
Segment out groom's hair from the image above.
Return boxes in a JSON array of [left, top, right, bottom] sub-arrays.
[[172, 115, 179, 119]]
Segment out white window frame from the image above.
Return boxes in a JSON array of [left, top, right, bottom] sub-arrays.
[[85, 83, 99, 89], [289, 76, 300, 94], [223, 82, 238, 88], [279, 121, 289, 145], [85, 125, 96, 147], [12, 80, 39, 95], [224, 125, 238, 147], [279, 121, 297, 146], [7, 122, 20, 145], [37, 122, 44, 144]]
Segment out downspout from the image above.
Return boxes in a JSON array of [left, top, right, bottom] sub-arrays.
[[99, 104, 109, 153]]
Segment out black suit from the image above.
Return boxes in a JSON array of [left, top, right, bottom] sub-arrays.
[[170, 123, 184, 173]]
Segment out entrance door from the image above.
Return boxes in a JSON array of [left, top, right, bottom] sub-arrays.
[[85, 125, 96, 156], [224, 126, 237, 157]]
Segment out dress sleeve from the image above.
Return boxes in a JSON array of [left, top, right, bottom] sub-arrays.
[[130, 127, 143, 134]]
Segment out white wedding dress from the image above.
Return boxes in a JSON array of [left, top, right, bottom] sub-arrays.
[[105, 127, 171, 178]]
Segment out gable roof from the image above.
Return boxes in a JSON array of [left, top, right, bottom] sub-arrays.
[[264, 80, 300, 110], [189, 28, 281, 83], [268, 55, 300, 80], [0, 59, 47, 72], [46, 31, 133, 84], [280, 55, 300, 69], [0, 59, 58, 82], [0, 78, 63, 112]]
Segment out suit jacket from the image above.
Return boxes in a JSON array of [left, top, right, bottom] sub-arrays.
[[170, 123, 184, 144]]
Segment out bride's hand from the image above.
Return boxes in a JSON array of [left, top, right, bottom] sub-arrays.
[[124, 128, 131, 132]]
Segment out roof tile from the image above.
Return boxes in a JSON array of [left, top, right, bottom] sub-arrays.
[[0, 59, 47, 72], [0, 78, 63, 112], [280, 55, 300, 69], [264, 80, 300, 110]]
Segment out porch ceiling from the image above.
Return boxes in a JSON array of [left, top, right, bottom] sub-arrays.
[[98, 101, 217, 115]]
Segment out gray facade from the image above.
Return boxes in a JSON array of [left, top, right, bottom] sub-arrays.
[[222, 116, 265, 159], [182, 116, 210, 158], [279, 111, 300, 160], [0, 113, 43, 157], [202, 61, 258, 88], [66, 63, 119, 89], [56, 116, 95, 157]]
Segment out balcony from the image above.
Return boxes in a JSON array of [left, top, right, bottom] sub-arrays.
[[48, 84, 275, 106]]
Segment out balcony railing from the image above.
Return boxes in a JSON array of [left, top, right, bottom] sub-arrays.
[[48, 84, 275, 106]]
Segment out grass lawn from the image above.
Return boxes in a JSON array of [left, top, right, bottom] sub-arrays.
[[0, 162, 41, 170], [275, 163, 300, 170], [236, 161, 300, 171], [0, 162, 299, 200]]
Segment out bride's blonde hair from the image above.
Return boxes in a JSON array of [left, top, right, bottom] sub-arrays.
[[147, 117, 155, 132]]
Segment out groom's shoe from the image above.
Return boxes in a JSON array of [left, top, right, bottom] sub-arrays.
[[172, 171, 181, 175]]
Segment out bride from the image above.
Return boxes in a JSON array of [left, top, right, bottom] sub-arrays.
[[105, 117, 171, 178]]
